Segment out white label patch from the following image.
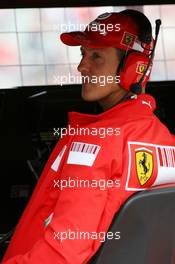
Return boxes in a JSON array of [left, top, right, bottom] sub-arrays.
[[67, 142, 101, 166], [44, 212, 54, 228], [126, 141, 175, 191], [51, 145, 67, 172]]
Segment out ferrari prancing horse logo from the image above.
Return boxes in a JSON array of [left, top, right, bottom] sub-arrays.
[[136, 63, 147, 74], [121, 32, 136, 47], [126, 143, 158, 191], [136, 150, 153, 186]]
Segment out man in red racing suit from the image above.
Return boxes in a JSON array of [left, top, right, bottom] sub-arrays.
[[2, 10, 175, 264]]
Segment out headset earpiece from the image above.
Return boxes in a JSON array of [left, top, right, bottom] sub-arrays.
[[118, 51, 151, 93]]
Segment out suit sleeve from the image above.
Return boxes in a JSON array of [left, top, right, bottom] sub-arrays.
[[2, 169, 109, 264], [2, 136, 128, 264]]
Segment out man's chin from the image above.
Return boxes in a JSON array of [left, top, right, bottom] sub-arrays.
[[81, 90, 97, 102], [81, 84, 94, 101], [81, 92, 95, 102], [81, 83, 104, 102]]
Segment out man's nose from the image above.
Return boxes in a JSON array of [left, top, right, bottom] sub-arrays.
[[77, 57, 90, 75]]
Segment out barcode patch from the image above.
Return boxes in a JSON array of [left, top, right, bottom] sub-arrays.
[[67, 142, 101, 166], [70, 142, 99, 155], [157, 147, 175, 168]]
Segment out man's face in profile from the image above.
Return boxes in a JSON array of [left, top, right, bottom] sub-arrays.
[[77, 46, 121, 102]]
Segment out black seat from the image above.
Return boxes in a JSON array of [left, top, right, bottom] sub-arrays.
[[89, 186, 175, 264]]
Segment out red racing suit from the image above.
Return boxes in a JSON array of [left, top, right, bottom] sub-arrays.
[[2, 93, 175, 264]]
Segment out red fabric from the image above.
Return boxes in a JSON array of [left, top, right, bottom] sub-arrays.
[[2, 94, 175, 264], [60, 11, 154, 53]]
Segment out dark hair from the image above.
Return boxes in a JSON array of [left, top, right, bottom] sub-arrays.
[[116, 48, 125, 61]]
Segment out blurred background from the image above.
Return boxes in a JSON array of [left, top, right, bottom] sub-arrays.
[[0, 5, 175, 87]]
